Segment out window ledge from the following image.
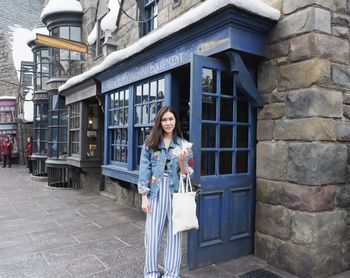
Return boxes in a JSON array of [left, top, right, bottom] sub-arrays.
[[102, 164, 139, 185]]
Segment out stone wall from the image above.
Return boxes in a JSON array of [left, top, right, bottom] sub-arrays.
[[0, 27, 18, 97], [256, 0, 350, 277], [81, 0, 202, 72]]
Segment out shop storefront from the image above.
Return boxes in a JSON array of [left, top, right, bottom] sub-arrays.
[[60, 79, 104, 191], [0, 97, 18, 161], [93, 4, 277, 268]]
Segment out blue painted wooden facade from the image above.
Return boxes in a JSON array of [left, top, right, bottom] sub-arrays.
[[96, 5, 276, 269]]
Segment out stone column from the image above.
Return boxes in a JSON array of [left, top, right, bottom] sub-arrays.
[[256, 1, 350, 277]]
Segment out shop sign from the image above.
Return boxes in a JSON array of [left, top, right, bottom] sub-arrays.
[[35, 34, 88, 53]]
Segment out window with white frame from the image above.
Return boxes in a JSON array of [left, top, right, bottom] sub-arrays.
[[109, 89, 129, 164], [69, 103, 80, 156], [141, 0, 159, 36]]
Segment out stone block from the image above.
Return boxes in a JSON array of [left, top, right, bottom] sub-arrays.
[[290, 33, 349, 64], [291, 210, 347, 248], [266, 41, 289, 60], [345, 105, 350, 119], [270, 7, 331, 42], [332, 65, 350, 89], [286, 87, 343, 118], [257, 103, 284, 120], [255, 202, 291, 239], [341, 240, 350, 270], [255, 232, 282, 266], [258, 61, 279, 93], [276, 241, 314, 277], [257, 120, 274, 141], [336, 184, 350, 207], [333, 26, 349, 38], [344, 92, 350, 105], [257, 142, 288, 180], [256, 179, 283, 205], [271, 91, 286, 103], [279, 59, 331, 90], [283, 0, 347, 14], [287, 143, 347, 185], [332, 13, 350, 26], [337, 122, 350, 141], [274, 118, 337, 141], [281, 183, 336, 212]]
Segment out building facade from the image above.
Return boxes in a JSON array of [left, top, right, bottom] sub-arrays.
[[35, 0, 350, 277]]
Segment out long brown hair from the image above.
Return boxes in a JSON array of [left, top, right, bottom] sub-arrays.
[[146, 106, 183, 150]]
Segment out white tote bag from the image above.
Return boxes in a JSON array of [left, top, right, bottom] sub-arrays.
[[172, 175, 199, 235]]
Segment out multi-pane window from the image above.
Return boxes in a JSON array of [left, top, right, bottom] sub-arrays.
[[141, 0, 159, 36], [201, 68, 251, 176], [50, 26, 82, 78], [0, 106, 16, 123], [48, 95, 67, 158], [109, 89, 129, 163], [135, 77, 164, 163], [34, 49, 49, 90], [69, 103, 80, 156], [33, 102, 48, 154], [106, 76, 166, 169]]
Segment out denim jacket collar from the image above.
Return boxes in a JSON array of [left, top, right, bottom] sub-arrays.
[[159, 136, 181, 150]]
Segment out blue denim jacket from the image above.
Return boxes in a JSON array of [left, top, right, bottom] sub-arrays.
[[137, 137, 194, 199]]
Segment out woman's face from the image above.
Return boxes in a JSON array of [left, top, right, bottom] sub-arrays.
[[161, 111, 176, 135]]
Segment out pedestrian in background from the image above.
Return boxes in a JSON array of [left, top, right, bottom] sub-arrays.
[[138, 106, 194, 278], [25, 136, 33, 173], [2, 136, 13, 168]]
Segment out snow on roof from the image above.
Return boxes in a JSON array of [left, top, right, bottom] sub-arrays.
[[9, 26, 34, 77], [59, 0, 280, 92], [101, 0, 120, 33], [41, 0, 83, 19], [26, 27, 49, 44]]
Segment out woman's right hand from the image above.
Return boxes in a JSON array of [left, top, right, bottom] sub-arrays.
[[141, 195, 151, 213]]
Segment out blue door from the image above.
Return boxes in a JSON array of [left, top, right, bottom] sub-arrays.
[[187, 54, 257, 268]]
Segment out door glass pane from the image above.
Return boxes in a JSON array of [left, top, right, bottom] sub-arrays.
[[202, 68, 216, 93], [221, 71, 233, 96], [158, 79, 164, 99], [150, 102, 157, 123], [150, 81, 157, 101], [201, 151, 216, 176], [237, 101, 249, 123], [202, 96, 216, 120], [220, 98, 233, 122], [237, 126, 249, 148], [220, 152, 232, 174], [136, 85, 142, 103], [135, 106, 141, 124], [220, 125, 233, 148], [236, 151, 248, 173], [202, 124, 216, 148], [143, 83, 149, 102]]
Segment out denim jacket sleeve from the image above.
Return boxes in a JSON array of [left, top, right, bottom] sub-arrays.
[[137, 144, 152, 195]]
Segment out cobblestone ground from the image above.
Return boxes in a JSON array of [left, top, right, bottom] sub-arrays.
[[0, 164, 328, 278]]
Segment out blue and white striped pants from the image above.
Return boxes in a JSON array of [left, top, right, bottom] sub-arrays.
[[144, 173, 182, 278]]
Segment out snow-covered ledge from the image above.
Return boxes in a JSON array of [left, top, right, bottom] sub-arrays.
[[41, 0, 83, 19], [59, 0, 280, 92]]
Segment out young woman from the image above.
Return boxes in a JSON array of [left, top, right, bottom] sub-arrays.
[[138, 106, 194, 278]]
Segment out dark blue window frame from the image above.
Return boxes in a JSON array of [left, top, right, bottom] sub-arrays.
[[103, 74, 170, 181], [141, 0, 159, 36]]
